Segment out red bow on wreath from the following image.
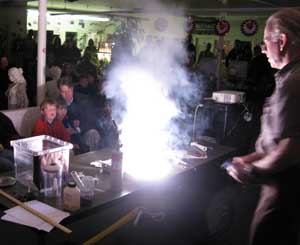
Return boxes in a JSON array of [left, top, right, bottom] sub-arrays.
[[241, 19, 258, 36], [216, 20, 230, 36]]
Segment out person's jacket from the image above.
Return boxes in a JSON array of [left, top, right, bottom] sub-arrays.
[[0, 112, 20, 149], [32, 117, 70, 143]]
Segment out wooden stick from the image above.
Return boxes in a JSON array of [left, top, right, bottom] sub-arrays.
[[83, 208, 139, 245], [0, 189, 72, 234]]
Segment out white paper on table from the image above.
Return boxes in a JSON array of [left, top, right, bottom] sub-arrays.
[[90, 159, 111, 167], [1, 200, 70, 232]]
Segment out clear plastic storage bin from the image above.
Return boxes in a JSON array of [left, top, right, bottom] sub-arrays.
[[11, 135, 73, 191]]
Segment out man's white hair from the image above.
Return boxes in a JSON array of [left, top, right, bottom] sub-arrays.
[[266, 8, 300, 46]]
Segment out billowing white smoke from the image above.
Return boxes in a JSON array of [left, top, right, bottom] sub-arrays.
[[105, 5, 201, 180]]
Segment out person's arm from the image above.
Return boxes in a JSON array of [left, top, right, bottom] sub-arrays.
[[252, 137, 300, 174], [228, 137, 300, 184], [233, 151, 265, 165], [228, 151, 265, 184], [60, 122, 71, 143]]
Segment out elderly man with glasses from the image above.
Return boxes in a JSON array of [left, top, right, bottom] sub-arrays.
[[225, 9, 300, 245]]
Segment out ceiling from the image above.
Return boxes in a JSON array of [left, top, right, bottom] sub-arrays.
[[1, 0, 300, 16]]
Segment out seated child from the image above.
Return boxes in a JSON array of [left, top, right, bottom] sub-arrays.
[[32, 98, 70, 142], [56, 98, 89, 154]]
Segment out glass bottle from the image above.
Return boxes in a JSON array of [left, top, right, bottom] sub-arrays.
[[63, 181, 80, 211]]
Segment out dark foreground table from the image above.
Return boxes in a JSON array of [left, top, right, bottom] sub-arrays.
[[0, 144, 241, 245]]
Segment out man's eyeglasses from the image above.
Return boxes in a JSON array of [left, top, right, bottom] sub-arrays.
[[260, 35, 280, 51]]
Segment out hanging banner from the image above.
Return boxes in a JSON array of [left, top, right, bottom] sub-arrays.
[[192, 17, 219, 35]]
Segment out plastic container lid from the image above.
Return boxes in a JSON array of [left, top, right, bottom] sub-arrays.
[[10, 135, 73, 156]]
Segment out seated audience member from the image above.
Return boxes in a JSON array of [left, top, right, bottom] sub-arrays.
[[0, 112, 20, 172], [184, 34, 196, 64], [61, 62, 78, 84], [56, 99, 88, 154], [51, 36, 63, 67], [247, 45, 275, 101], [83, 39, 100, 69], [6, 67, 29, 109], [87, 72, 98, 92], [74, 73, 97, 97], [198, 43, 214, 62], [46, 66, 62, 99], [32, 98, 70, 142], [61, 39, 81, 65], [77, 52, 97, 79], [93, 97, 119, 148], [0, 55, 10, 109], [247, 44, 276, 149], [225, 39, 242, 67], [57, 79, 101, 151], [184, 45, 211, 101]]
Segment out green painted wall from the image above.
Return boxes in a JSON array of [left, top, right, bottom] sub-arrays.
[[138, 14, 267, 58]]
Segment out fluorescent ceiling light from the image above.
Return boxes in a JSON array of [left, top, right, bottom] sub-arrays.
[[28, 9, 51, 17], [27, 9, 110, 22], [70, 15, 110, 22]]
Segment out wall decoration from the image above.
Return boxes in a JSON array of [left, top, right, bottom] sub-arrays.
[[215, 20, 230, 36], [154, 17, 168, 32], [192, 16, 218, 35], [184, 16, 196, 34], [241, 19, 258, 36]]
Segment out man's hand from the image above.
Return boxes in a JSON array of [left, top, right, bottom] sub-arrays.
[[67, 127, 77, 135], [227, 161, 255, 184], [73, 120, 80, 128], [232, 152, 264, 165]]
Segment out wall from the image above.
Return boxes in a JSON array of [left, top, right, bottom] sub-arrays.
[[193, 15, 266, 55], [121, 14, 186, 56], [133, 14, 267, 59], [0, 6, 27, 37]]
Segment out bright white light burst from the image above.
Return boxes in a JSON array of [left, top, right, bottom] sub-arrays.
[[117, 66, 178, 181]]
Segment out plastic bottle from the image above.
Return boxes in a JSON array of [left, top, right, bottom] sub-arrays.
[[63, 181, 80, 211]]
